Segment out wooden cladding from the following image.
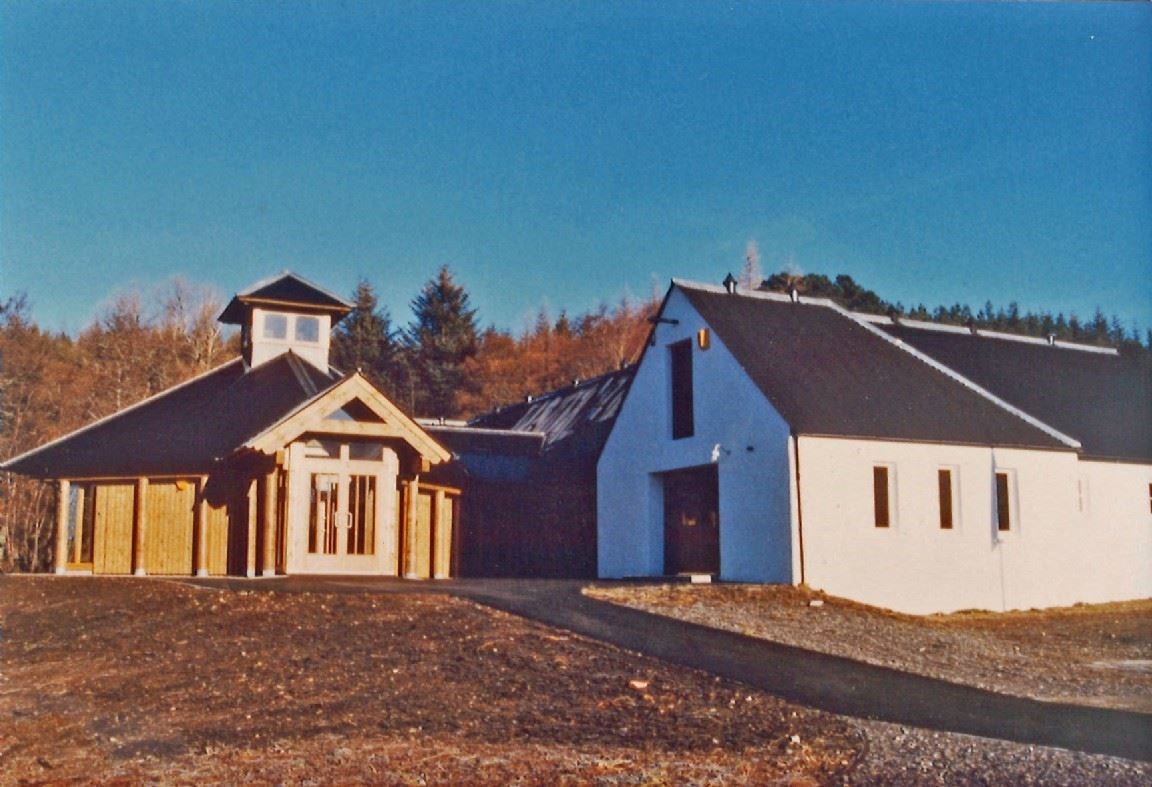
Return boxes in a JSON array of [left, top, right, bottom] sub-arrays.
[[400, 483, 458, 579], [92, 483, 135, 574], [144, 481, 196, 575], [59, 477, 229, 576]]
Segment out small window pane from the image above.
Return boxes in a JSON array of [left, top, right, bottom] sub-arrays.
[[295, 316, 320, 343], [873, 466, 890, 528], [264, 313, 288, 339], [938, 469, 953, 530]]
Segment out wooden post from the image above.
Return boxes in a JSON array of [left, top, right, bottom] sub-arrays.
[[133, 478, 149, 576], [433, 488, 446, 579], [55, 479, 70, 575], [195, 476, 209, 577], [246, 478, 258, 578], [261, 470, 277, 577], [404, 477, 419, 579]]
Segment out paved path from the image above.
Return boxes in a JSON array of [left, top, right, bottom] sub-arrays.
[[183, 576, 1152, 762]]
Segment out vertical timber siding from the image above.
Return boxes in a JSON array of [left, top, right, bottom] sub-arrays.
[[93, 483, 135, 574], [433, 491, 453, 579], [145, 481, 196, 575], [204, 502, 230, 575]]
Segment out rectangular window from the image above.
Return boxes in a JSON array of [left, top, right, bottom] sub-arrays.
[[295, 315, 320, 343], [995, 472, 1012, 531], [938, 469, 954, 530], [873, 466, 891, 528], [263, 313, 288, 340], [670, 340, 694, 439]]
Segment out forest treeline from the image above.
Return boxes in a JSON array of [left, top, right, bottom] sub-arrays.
[[0, 266, 1146, 570]]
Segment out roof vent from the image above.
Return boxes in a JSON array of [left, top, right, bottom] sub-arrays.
[[1047, 333, 1056, 346], [788, 286, 800, 304], [723, 273, 738, 294], [966, 318, 978, 335]]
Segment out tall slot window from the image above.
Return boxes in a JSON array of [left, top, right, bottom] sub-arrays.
[[995, 472, 1012, 532], [873, 466, 891, 528], [669, 340, 694, 439], [938, 469, 954, 530]]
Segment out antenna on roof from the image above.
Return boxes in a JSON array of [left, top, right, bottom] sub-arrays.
[[723, 273, 738, 295]]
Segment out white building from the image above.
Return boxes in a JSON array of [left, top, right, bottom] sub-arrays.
[[597, 278, 1152, 614]]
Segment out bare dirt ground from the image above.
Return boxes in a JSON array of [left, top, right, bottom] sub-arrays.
[[1, 577, 1149, 785], [585, 583, 1152, 713]]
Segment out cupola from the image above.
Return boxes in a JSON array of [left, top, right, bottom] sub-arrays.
[[219, 271, 354, 370]]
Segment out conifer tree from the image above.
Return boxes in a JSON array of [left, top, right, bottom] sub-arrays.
[[403, 266, 479, 417], [331, 278, 399, 398]]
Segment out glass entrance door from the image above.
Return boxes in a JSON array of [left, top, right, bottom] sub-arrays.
[[308, 472, 378, 558]]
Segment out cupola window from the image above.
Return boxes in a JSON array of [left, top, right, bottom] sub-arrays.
[[264, 313, 288, 340], [295, 315, 320, 343]]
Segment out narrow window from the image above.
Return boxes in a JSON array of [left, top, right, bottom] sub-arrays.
[[995, 472, 1011, 531], [873, 466, 891, 528], [938, 469, 954, 529], [295, 315, 320, 343], [1147, 483, 1151, 515], [263, 313, 288, 339], [670, 340, 694, 439]]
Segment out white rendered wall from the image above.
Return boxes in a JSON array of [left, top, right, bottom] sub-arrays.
[[797, 436, 1152, 614], [1074, 460, 1152, 604], [597, 288, 794, 582], [251, 307, 333, 371]]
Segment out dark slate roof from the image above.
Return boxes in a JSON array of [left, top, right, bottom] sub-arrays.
[[467, 366, 635, 462], [678, 284, 1071, 450], [876, 323, 1152, 462], [2, 353, 339, 478], [219, 271, 353, 324]]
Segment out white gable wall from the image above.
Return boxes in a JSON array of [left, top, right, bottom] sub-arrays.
[[798, 436, 1152, 613], [597, 288, 795, 582]]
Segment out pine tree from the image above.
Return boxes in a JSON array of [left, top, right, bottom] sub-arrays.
[[404, 266, 479, 417], [331, 278, 399, 398]]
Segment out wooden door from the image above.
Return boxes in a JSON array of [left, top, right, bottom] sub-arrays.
[[663, 466, 719, 575]]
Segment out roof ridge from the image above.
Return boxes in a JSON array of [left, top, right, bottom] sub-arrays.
[[0, 357, 246, 471], [856, 313, 1120, 356]]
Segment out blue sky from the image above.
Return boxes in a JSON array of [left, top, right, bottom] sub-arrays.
[[2, 2, 1149, 337]]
